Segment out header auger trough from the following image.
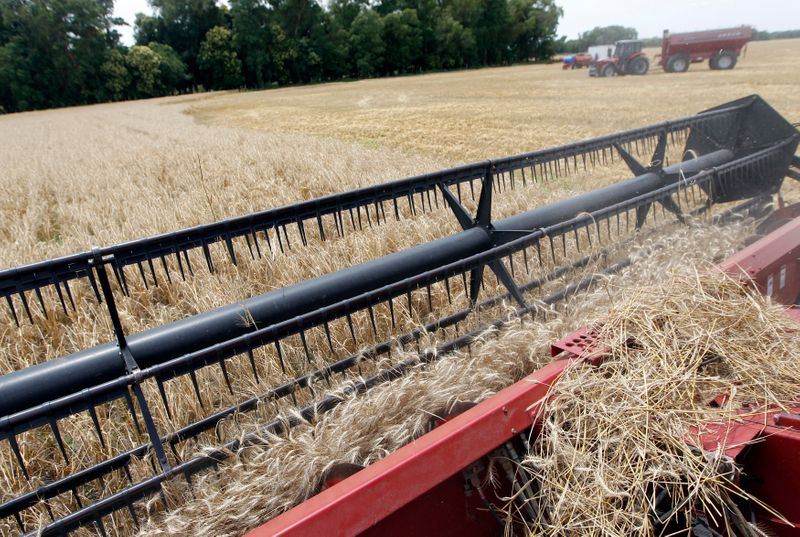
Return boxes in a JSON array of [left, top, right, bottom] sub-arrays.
[[0, 95, 798, 536]]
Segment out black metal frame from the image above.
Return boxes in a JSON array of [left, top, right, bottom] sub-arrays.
[[0, 101, 747, 325], [0, 95, 797, 536]]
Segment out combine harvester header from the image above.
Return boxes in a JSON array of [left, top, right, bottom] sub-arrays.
[[0, 95, 798, 536]]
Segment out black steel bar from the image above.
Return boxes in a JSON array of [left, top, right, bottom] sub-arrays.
[[1, 142, 793, 421], [0, 102, 752, 315]]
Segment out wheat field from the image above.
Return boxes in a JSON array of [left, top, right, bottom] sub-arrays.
[[0, 38, 798, 536]]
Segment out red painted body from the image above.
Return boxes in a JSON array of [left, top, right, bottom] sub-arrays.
[[658, 27, 752, 69], [248, 212, 800, 537], [562, 53, 592, 69], [718, 211, 800, 307]]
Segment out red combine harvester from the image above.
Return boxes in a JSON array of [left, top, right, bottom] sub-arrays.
[[658, 27, 753, 73], [2, 96, 798, 536], [591, 26, 752, 77], [251, 208, 800, 537]]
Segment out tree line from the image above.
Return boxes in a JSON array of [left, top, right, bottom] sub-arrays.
[[0, 0, 563, 113]]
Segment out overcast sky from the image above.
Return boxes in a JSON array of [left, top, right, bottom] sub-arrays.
[[113, 0, 799, 46]]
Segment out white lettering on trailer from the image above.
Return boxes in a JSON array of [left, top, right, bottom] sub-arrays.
[[780, 265, 786, 289], [767, 274, 774, 297]]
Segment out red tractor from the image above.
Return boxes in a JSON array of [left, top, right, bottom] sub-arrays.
[[589, 40, 649, 77]]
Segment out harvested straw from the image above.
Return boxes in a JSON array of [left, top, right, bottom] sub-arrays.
[[522, 273, 800, 536], [132, 218, 759, 537]]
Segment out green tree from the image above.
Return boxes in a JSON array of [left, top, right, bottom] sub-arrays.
[[0, 0, 123, 112], [330, 0, 370, 29], [198, 26, 243, 89], [433, 13, 475, 69], [126, 45, 163, 97], [574, 25, 638, 51], [509, 0, 562, 61], [349, 10, 385, 77], [149, 42, 191, 91], [135, 0, 224, 85], [475, 0, 511, 65], [101, 49, 131, 101], [231, 0, 274, 86], [382, 9, 422, 73]]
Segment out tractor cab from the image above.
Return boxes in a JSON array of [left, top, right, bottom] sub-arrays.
[[590, 39, 650, 77], [613, 40, 643, 63]]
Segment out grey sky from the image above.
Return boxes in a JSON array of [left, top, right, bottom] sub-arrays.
[[113, 0, 799, 45]]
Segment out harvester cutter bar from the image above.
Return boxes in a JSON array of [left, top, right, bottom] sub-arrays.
[[0, 103, 744, 324], [32, 191, 769, 536], [0, 155, 776, 535]]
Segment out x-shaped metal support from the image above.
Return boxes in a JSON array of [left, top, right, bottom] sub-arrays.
[[438, 173, 528, 308], [614, 131, 686, 229]]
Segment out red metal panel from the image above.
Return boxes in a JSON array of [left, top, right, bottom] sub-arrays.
[[737, 406, 800, 537], [662, 27, 752, 62], [247, 358, 571, 537], [717, 216, 800, 306]]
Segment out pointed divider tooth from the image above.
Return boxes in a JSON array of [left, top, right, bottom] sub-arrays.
[[147, 257, 159, 287], [368, 305, 379, 336], [70, 488, 83, 509], [275, 224, 285, 253], [273, 340, 288, 374], [244, 232, 256, 259], [388, 297, 396, 329], [250, 228, 262, 259], [246, 348, 260, 384], [136, 261, 149, 289], [300, 218, 311, 244], [159, 255, 173, 284], [425, 284, 433, 312], [8, 435, 29, 479], [5, 295, 20, 326], [323, 321, 335, 354], [316, 214, 326, 241], [18, 290, 33, 323], [188, 369, 205, 409], [356, 205, 365, 230], [174, 251, 186, 281], [87, 405, 106, 449], [365, 202, 374, 226], [345, 312, 358, 345], [156, 378, 173, 420], [63, 279, 76, 310], [299, 331, 312, 365], [122, 389, 142, 436], [281, 225, 292, 250], [13, 512, 24, 532], [32, 286, 48, 320], [49, 418, 70, 463], [469, 266, 484, 304], [218, 358, 234, 395]]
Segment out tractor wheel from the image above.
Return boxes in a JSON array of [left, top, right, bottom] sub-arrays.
[[601, 64, 617, 77], [665, 54, 689, 73], [709, 56, 718, 69], [713, 51, 737, 70], [628, 56, 649, 75]]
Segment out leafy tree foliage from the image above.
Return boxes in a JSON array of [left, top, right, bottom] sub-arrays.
[[198, 26, 243, 88], [558, 25, 638, 53], [0, 0, 566, 113]]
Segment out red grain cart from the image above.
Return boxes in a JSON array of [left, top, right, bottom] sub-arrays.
[[658, 26, 752, 73]]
